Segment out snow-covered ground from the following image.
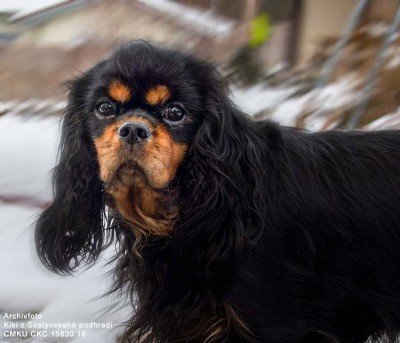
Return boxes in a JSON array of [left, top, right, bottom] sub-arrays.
[[230, 84, 298, 117], [232, 74, 361, 130]]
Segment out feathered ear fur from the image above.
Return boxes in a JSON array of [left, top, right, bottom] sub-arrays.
[[35, 73, 106, 274], [174, 64, 269, 277]]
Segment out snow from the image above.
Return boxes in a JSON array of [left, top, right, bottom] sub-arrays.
[[231, 84, 298, 116], [231, 72, 399, 131], [364, 22, 389, 37], [137, 0, 235, 36], [310, 75, 358, 110], [0, 0, 67, 16], [0, 113, 59, 202], [229, 74, 359, 130], [0, 102, 15, 113], [269, 94, 312, 126], [365, 110, 400, 130], [0, 113, 128, 343], [385, 46, 400, 69]]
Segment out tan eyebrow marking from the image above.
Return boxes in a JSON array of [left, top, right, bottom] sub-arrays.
[[145, 85, 171, 106], [108, 80, 132, 103]]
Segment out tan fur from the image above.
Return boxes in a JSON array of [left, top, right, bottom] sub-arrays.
[[145, 85, 171, 106], [142, 125, 187, 189], [94, 122, 122, 182], [108, 80, 132, 103]]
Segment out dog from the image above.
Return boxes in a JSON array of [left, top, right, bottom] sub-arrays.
[[35, 41, 400, 343]]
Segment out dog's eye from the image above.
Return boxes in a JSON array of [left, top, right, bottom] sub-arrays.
[[95, 101, 115, 117], [164, 106, 185, 122]]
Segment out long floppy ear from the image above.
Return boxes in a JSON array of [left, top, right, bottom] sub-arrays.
[[174, 65, 271, 277], [35, 73, 106, 274]]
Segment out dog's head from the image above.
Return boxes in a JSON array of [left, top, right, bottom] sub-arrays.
[[36, 41, 266, 274]]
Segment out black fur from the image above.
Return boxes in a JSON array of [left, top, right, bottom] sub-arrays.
[[35, 72, 108, 273], [36, 41, 400, 343]]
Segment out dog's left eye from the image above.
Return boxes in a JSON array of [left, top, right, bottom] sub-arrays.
[[163, 106, 185, 122], [95, 101, 116, 117]]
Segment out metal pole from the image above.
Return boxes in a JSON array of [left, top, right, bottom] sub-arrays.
[[315, 0, 370, 89], [347, 1, 400, 129]]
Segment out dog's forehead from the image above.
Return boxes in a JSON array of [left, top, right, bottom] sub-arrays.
[[104, 79, 172, 106], [94, 55, 191, 105]]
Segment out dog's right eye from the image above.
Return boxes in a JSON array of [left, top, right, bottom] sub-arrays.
[[95, 101, 116, 117]]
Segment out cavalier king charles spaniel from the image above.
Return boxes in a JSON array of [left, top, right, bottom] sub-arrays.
[[36, 41, 400, 343]]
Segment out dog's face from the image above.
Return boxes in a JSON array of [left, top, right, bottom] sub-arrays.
[[80, 42, 210, 230], [92, 81, 190, 190], [87, 53, 201, 191]]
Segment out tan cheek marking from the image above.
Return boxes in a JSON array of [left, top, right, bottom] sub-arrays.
[[145, 85, 171, 106], [108, 80, 132, 103], [143, 125, 187, 188], [94, 123, 121, 182]]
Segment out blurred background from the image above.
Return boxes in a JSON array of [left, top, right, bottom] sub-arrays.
[[0, 0, 400, 342]]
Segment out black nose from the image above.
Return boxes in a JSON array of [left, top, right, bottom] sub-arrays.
[[118, 122, 152, 144]]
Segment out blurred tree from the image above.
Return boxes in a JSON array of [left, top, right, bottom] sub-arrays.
[[249, 12, 271, 48]]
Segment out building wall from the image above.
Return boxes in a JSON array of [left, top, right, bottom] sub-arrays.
[[258, 21, 292, 68], [297, 0, 359, 65], [366, 0, 398, 21]]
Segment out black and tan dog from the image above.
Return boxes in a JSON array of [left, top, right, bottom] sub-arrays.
[[36, 41, 400, 343]]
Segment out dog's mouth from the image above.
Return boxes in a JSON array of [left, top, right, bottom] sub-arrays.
[[104, 157, 179, 237], [109, 158, 171, 190], [104, 158, 176, 198], [105, 159, 147, 190]]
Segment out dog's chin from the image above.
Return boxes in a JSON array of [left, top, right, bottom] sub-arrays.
[[106, 159, 171, 192], [117, 160, 144, 180]]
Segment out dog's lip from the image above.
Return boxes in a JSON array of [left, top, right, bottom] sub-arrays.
[[109, 159, 172, 192]]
